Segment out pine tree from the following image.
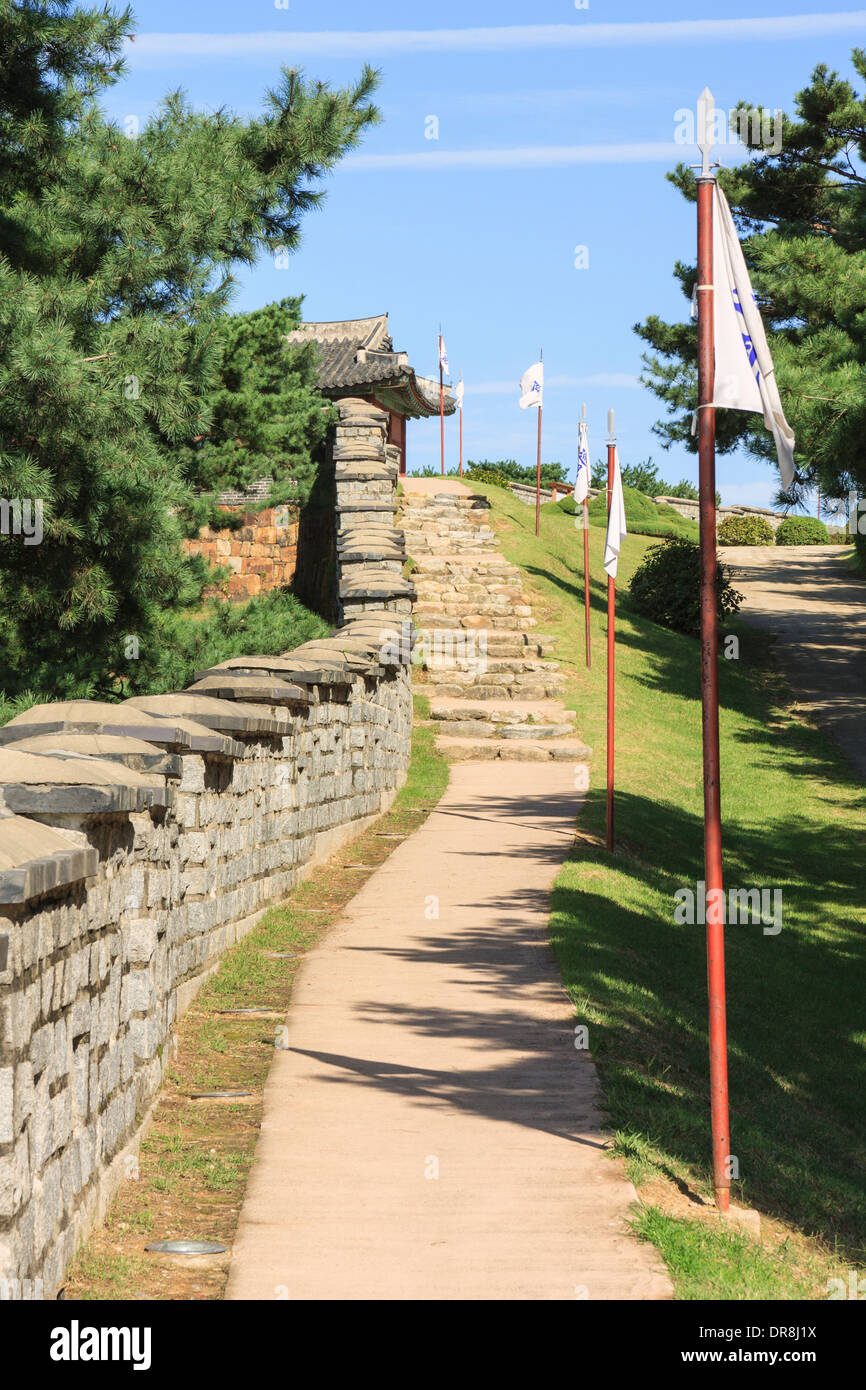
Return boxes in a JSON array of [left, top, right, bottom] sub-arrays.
[[0, 1, 378, 698], [635, 50, 866, 508], [174, 297, 334, 511]]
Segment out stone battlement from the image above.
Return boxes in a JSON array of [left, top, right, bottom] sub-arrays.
[[0, 399, 411, 1298]]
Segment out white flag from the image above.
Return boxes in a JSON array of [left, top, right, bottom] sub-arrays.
[[575, 420, 590, 505], [439, 337, 450, 374], [603, 448, 627, 579], [519, 361, 543, 409], [455, 377, 464, 409], [712, 183, 795, 491]]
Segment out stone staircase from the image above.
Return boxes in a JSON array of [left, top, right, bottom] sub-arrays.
[[399, 486, 592, 765]]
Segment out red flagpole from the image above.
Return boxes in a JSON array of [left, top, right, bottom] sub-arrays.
[[580, 405, 591, 668], [584, 499, 591, 668], [439, 334, 445, 476], [696, 107, 731, 1214], [459, 389, 463, 477], [535, 405, 542, 536], [535, 349, 543, 536], [606, 412, 615, 851]]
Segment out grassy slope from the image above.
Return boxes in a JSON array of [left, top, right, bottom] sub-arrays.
[[474, 483, 866, 1300]]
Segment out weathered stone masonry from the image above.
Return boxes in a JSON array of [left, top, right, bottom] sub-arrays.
[[0, 398, 414, 1298]]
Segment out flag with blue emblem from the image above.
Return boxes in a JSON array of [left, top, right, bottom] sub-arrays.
[[603, 448, 627, 580], [438, 336, 450, 375], [519, 361, 543, 409], [575, 420, 590, 505], [712, 183, 795, 491]]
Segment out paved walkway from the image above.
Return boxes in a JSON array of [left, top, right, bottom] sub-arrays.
[[226, 761, 671, 1301], [400, 475, 474, 495], [722, 545, 866, 779]]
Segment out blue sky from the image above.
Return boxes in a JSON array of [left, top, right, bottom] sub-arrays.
[[113, 3, 866, 506]]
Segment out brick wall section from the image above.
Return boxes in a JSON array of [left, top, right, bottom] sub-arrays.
[[184, 504, 300, 601], [0, 398, 413, 1298]]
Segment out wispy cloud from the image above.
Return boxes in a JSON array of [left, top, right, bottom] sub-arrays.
[[469, 373, 641, 395], [132, 13, 866, 62], [342, 142, 681, 173]]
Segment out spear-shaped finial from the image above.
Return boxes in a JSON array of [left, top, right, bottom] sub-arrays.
[[697, 86, 716, 178]]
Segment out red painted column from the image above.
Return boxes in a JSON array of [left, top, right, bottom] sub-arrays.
[[606, 436, 615, 852], [697, 174, 731, 1214], [584, 500, 591, 668]]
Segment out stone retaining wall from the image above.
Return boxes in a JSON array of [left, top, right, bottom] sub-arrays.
[[653, 496, 788, 532], [0, 398, 412, 1299], [184, 503, 300, 601]]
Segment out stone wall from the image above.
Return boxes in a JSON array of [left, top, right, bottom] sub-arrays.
[[184, 503, 300, 601], [507, 481, 575, 507], [507, 482, 786, 534], [0, 398, 412, 1299], [654, 496, 788, 532]]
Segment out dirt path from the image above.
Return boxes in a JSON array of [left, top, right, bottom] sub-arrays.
[[226, 761, 671, 1301], [721, 544, 866, 779]]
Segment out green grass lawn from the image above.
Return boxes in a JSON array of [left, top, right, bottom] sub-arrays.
[[474, 483, 866, 1300]]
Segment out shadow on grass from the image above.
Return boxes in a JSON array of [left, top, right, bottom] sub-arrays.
[[551, 786, 866, 1264]]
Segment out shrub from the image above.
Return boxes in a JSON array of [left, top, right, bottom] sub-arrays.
[[466, 458, 568, 486], [127, 589, 330, 698], [629, 537, 743, 638], [774, 515, 830, 545], [717, 514, 775, 545], [464, 464, 511, 488]]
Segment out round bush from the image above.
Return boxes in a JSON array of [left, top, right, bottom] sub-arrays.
[[464, 464, 510, 488], [774, 515, 830, 545], [559, 487, 699, 539], [629, 537, 743, 638], [717, 514, 775, 545]]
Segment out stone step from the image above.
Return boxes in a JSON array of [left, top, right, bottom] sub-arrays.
[[410, 553, 521, 569], [421, 656, 562, 673], [413, 602, 534, 619], [405, 527, 496, 536], [428, 698, 574, 724], [430, 720, 575, 740], [435, 736, 593, 763], [403, 541, 500, 555], [419, 676, 568, 701], [484, 639, 556, 657], [413, 588, 528, 604], [413, 614, 539, 631]]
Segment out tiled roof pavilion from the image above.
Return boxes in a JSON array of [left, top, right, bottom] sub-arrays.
[[285, 315, 455, 471]]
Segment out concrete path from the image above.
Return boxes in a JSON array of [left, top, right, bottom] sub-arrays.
[[226, 761, 671, 1301], [722, 545, 866, 780], [400, 475, 474, 495]]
